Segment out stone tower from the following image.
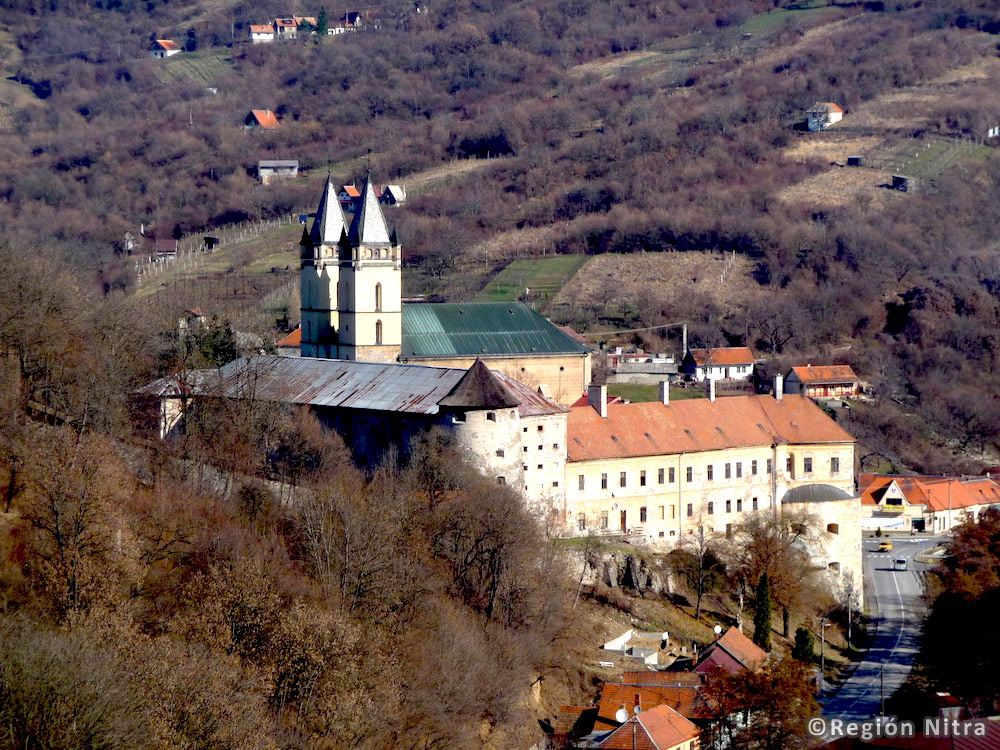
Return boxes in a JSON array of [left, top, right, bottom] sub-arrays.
[[300, 173, 402, 362]]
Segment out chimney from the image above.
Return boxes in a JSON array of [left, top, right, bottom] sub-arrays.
[[659, 380, 670, 406], [774, 374, 784, 401], [707, 377, 716, 402], [588, 384, 607, 418]]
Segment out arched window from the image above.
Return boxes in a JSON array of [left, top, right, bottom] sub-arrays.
[[375, 319, 383, 345], [375, 282, 382, 311]]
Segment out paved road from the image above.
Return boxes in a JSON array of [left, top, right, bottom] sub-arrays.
[[821, 536, 943, 721]]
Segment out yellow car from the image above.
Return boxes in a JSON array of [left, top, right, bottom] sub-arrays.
[[877, 540, 893, 552]]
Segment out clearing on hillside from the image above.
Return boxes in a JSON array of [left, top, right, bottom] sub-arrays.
[[554, 252, 762, 312], [153, 48, 233, 85], [474, 255, 589, 303]]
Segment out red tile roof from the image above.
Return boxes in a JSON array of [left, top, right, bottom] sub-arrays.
[[597, 704, 701, 750], [341, 185, 361, 197], [248, 109, 280, 129], [687, 347, 755, 366], [788, 365, 859, 385], [859, 475, 1000, 511], [552, 705, 599, 738], [558, 325, 588, 345], [276, 327, 301, 348], [811, 102, 844, 114], [570, 393, 626, 408], [249, 24, 274, 33], [567, 394, 854, 462], [153, 39, 180, 51], [274, 17, 297, 27], [598, 682, 711, 727], [621, 671, 702, 687], [696, 627, 766, 673]]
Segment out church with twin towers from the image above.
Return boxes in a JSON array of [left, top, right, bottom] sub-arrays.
[[298, 172, 593, 405]]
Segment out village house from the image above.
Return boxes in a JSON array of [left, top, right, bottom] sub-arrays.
[[691, 626, 767, 675], [807, 102, 844, 132], [273, 17, 298, 39], [784, 364, 860, 400], [245, 109, 280, 130], [249, 24, 276, 43], [338, 184, 361, 211], [378, 184, 407, 206], [681, 347, 755, 382], [257, 159, 299, 184], [149, 40, 181, 58], [859, 474, 1000, 534], [275, 327, 301, 357]]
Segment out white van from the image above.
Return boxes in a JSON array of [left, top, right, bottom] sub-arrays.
[[893, 558, 907, 571]]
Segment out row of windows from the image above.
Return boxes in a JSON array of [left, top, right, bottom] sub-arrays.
[[524, 443, 560, 452], [576, 455, 841, 492], [687, 498, 761, 517]]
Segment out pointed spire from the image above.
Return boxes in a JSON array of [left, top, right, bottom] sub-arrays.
[[309, 177, 348, 246], [348, 172, 392, 246], [438, 359, 520, 409], [299, 224, 313, 259], [389, 225, 399, 246]]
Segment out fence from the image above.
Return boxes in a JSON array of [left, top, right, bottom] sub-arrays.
[[134, 213, 299, 282]]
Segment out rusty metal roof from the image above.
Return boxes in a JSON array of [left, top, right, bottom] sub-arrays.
[[138, 355, 566, 417]]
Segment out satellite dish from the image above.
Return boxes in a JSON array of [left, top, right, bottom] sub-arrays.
[[714, 625, 723, 635], [615, 708, 629, 723], [634, 705, 642, 714]]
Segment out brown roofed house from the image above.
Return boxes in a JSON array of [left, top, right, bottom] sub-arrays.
[[594, 703, 701, 750], [785, 364, 860, 400], [681, 347, 755, 382], [245, 109, 280, 130], [693, 627, 767, 675]]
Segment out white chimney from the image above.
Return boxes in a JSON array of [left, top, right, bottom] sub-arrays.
[[707, 378, 716, 402], [659, 380, 670, 406], [588, 384, 607, 418], [774, 374, 784, 401]]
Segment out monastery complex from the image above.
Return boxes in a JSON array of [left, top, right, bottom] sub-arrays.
[[142, 174, 866, 601]]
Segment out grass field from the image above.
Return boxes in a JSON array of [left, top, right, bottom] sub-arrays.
[[156, 49, 233, 85], [607, 384, 705, 403], [474, 255, 590, 302], [740, 2, 839, 33]]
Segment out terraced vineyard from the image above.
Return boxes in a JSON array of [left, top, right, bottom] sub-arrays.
[[474, 255, 590, 304], [155, 49, 233, 85], [869, 135, 993, 182]]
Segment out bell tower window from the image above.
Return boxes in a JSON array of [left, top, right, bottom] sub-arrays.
[[375, 319, 383, 345], [375, 282, 382, 312]]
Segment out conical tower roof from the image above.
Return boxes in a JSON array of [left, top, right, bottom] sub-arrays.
[[310, 177, 348, 246], [348, 173, 392, 246], [438, 359, 520, 409]]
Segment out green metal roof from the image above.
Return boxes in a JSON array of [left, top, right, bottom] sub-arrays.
[[401, 302, 588, 359]]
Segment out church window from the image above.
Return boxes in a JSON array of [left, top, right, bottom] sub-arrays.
[[375, 319, 383, 345], [375, 282, 382, 311]]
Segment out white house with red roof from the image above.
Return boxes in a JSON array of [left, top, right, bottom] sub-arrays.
[[681, 347, 756, 382], [807, 102, 844, 131], [249, 24, 276, 43], [149, 40, 181, 59]]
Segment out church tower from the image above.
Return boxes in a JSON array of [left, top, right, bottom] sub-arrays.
[[300, 173, 402, 362], [300, 176, 347, 358]]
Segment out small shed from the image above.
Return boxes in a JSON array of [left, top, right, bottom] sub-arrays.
[[150, 40, 181, 59], [245, 109, 280, 130], [807, 102, 844, 132], [847, 155, 865, 167], [257, 159, 299, 184], [892, 175, 916, 193]]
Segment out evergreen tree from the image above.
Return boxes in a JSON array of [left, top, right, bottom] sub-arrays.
[[316, 8, 329, 37], [753, 572, 772, 652], [185, 28, 198, 52], [792, 626, 814, 663]]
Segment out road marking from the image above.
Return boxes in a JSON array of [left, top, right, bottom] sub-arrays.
[[837, 565, 909, 719]]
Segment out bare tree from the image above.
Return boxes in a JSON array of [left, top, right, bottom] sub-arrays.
[[671, 523, 724, 622]]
